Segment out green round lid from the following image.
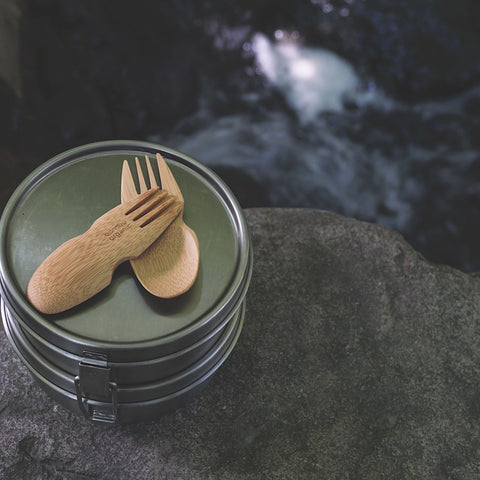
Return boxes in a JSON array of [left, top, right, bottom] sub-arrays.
[[0, 141, 250, 355]]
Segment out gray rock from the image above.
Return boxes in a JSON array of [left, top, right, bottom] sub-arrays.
[[1, 208, 480, 479]]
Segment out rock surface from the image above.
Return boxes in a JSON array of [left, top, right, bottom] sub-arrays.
[[1, 208, 480, 479]]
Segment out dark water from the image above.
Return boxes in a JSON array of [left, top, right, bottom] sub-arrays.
[[2, 1, 480, 272], [153, 32, 480, 272]]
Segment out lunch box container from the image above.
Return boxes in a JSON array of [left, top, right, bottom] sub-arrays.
[[0, 140, 252, 423]]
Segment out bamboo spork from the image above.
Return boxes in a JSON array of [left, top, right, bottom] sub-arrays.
[[27, 188, 182, 314]]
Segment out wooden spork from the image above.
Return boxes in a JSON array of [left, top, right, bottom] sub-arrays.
[[27, 188, 182, 314], [121, 154, 200, 298]]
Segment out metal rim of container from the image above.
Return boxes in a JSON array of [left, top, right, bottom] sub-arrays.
[[7, 292, 242, 383], [0, 246, 252, 361], [0, 140, 252, 359], [2, 298, 245, 423], [3, 298, 243, 403]]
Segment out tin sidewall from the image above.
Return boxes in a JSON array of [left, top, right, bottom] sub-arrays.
[[0, 140, 252, 361]]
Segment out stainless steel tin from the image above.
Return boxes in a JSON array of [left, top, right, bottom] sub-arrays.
[[8, 301, 238, 384], [3, 299, 243, 403], [2, 299, 244, 423], [0, 141, 252, 423]]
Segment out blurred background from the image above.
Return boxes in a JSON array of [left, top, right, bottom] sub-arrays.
[[1, 0, 479, 271]]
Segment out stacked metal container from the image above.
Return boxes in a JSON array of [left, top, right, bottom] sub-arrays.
[[0, 141, 252, 423]]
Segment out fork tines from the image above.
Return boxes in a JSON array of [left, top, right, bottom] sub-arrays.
[[124, 187, 178, 228], [124, 188, 166, 214]]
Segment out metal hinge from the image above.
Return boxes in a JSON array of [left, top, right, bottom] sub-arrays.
[[74, 351, 118, 423]]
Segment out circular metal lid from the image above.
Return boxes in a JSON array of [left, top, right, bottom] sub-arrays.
[[0, 141, 251, 360]]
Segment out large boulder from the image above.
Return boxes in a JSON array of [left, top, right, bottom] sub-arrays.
[[1, 208, 480, 479]]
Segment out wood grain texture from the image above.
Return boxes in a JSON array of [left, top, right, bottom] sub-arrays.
[[121, 155, 200, 298], [27, 188, 182, 314]]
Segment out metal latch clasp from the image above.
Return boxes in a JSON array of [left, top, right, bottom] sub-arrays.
[[74, 351, 118, 423]]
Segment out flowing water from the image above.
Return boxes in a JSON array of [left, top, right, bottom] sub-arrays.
[[3, 3, 476, 272], [150, 31, 480, 272]]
